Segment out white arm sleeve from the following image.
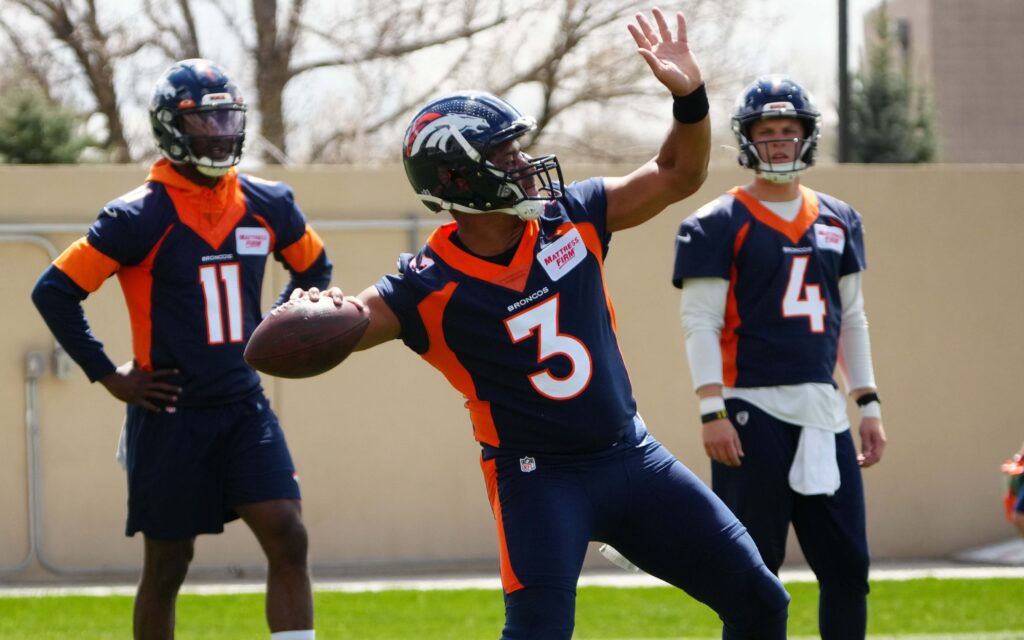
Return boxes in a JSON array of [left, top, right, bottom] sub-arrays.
[[837, 272, 877, 392], [679, 278, 729, 391]]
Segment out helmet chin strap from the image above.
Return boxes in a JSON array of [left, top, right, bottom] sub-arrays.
[[510, 201, 545, 220], [185, 139, 241, 177], [196, 164, 231, 177], [754, 153, 808, 184], [757, 168, 804, 184]]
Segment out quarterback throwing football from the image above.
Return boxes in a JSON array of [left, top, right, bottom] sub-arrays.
[[302, 8, 789, 640]]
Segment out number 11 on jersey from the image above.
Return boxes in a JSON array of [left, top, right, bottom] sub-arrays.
[[199, 263, 244, 344]]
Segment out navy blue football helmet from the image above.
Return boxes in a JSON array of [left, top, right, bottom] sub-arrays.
[[732, 75, 821, 183], [149, 59, 246, 177], [402, 91, 563, 220]]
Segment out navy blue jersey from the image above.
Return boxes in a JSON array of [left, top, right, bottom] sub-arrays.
[[32, 160, 331, 406], [671, 186, 866, 387], [376, 179, 639, 454]]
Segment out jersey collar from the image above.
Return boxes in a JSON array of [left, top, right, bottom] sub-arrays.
[[730, 185, 820, 245], [427, 220, 539, 292], [147, 159, 247, 250]]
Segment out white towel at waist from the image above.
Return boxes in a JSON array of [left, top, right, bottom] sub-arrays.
[[789, 425, 844, 496], [725, 383, 850, 496]]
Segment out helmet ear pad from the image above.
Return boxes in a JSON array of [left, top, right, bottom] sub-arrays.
[[152, 108, 190, 163], [802, 141, 818, 167], [736, 127, 760, 169]]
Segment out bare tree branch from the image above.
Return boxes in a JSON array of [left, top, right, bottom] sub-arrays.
[[250, 0, 303, 162], [141, 0, 201, 59], [292, 13, 511, 75], [1, 0, 760, 165], [0, 16, 55, 100], [207, 0, 254, 53], [11, 0, 131, 161], [176, 0, 201, 57], [284, 0, 307, 55], [306, 47, 472, 162]]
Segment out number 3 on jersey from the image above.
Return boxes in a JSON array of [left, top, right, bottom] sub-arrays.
[[782, 256, 826, 333], [504, 295, 593, 400]]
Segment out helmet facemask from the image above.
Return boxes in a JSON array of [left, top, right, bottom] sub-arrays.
[[734, 114, 819, 184], [155, 104, 246, 177], [479, 146, 563, 220], [735, 120, 818, 183]]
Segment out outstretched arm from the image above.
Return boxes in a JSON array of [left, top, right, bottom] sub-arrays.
[[605, 8, 710, 232]]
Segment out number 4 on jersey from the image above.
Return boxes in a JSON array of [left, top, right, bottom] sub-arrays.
[[782, 256, 826, 333]]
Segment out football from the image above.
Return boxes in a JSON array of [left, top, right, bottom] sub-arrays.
[[244, 295, 369, 378]]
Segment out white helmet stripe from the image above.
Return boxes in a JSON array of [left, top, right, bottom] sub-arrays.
[[409, 114, 488, 161]]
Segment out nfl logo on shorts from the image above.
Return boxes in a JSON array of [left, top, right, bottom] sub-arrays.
[[519, 456, 537, 473]]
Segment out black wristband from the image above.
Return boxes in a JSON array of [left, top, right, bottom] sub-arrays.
[[672, 83, 709, 124], [701, 408, 729, 424], [856, 392, 881, 407]]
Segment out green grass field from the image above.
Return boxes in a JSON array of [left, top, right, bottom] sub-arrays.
[[1, 578, 1022, 639]]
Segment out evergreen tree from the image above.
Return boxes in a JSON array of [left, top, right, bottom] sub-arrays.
[[848, 2, 937, 163], [0, 86, 94, 164]]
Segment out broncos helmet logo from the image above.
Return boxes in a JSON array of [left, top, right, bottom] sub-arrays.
[[405, 113, 490, 158]]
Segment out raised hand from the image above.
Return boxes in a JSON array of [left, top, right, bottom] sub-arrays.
[[628, 7, 703, 96]]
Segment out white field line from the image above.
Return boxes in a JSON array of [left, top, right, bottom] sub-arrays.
[[1, 565, 1023, 599]]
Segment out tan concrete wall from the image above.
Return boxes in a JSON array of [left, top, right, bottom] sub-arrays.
[[1, 163, 1020, 581]]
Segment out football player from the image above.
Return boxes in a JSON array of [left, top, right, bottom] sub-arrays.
[[671, 75, 888, 639], [301, 9, 789, 639], [32, 59, 329, 640]]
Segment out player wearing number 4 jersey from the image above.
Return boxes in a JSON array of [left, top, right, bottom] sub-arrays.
[[298, 9, 788, 640], [672, 75, 888, 640], [32, 60, 325, 640]]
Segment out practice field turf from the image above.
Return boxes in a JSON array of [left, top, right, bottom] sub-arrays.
[[1, 578, 1022, 638]]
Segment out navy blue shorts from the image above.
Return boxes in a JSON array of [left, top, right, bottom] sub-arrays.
[[124, 392, 300, 539], [481, 433, 788, 638]]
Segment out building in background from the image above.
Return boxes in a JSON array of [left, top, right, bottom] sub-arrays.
[[866, 0, 1024, 163]]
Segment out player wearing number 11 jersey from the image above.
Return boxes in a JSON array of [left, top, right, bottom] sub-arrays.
[[32, 59, 324, 639], [672, 75, 888, 640]]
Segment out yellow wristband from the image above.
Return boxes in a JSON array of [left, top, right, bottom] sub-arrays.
[[701, 409, 729, 424]]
